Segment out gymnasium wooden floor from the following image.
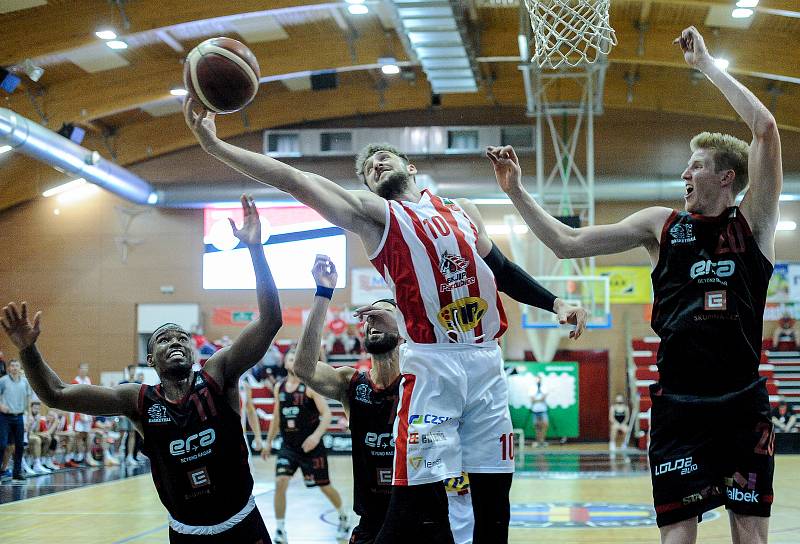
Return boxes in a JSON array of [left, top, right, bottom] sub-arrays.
[[1, 448, 799, 543]]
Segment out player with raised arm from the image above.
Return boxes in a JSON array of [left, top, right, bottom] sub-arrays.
[[185, 98, 587, 544], [1, 196, 282, 544], [487, 26, 781, 544]]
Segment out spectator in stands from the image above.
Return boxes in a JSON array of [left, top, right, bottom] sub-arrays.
[[118, 365, 142, 465], [609, 393, 631, 451], [772, 314, 799, 351], [41, 407, 61, 470], [0, 350, 7, 377], [0, 360, 34, 481], [25, 400, 52, 474], [261, 350, 289, 388], [529, 375, 549, 447], [772, 400, 798, 433], [71, 362, 97, 466]]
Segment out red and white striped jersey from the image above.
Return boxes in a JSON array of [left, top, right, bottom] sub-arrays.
[[369, 190, 507, 345]]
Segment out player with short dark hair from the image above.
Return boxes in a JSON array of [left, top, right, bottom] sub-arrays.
[[488, 26, 782, 544], [1, 195, 282, 543]]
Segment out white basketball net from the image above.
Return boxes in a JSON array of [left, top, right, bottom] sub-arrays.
[[523, 0, 617, 69]]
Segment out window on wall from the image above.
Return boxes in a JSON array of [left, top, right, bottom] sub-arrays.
[[447, 129, 479, 151], [267, 133, 300, 154], [501, 127, 533, 149], [320, 132, 352, 152]]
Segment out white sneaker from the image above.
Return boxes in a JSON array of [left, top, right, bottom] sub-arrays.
[[126, 455, 140, 466], [336, 513, 351, 540], [22, 465, 37, 477], [274, 528, 288, 544], [33, 461, 51, 474]]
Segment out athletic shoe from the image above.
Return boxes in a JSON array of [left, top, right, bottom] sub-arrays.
[[11, 473, 26, 483], [43, 460, 60, 471], [86, 456, 101, 467], [125, 455, 140, 466], [104, 455, 120, 466], [274, 528, 288, 544], [0, 470, 11, 482], [336, 513, 351, 540], [33, 461, 52, 474], [22, 464, 37, 477]]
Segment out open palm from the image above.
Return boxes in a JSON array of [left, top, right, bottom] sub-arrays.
[[230, 195, 262, 246], [1, 302, 42, 351]]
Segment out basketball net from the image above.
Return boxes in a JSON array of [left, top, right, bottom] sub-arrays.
[[523, 0, 617, 69]]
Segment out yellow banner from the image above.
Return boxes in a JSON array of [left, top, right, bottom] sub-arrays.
[[596, 266, 653, 304]]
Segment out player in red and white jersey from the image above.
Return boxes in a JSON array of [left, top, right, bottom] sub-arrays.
[[186, 101, 587, 544], [70, 363, 98, 466]]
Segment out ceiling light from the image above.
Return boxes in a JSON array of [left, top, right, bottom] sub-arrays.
[[736, 0, 759, 8], [713, 58, 729, 70], [170, 88, 188, 97], [381, 64, 400, 75], [42, 178, 87, 198], [95, 30, 118, 40], [0, 145, 12, 154], [777, 220, 797, 231], [53, 208, 61, 216], [106, 40, 128, 50], [731, 8, 753, 18], [779, 194, 800, 202], [348, 4, 369, 15], [147, 192, 159, 205], [57, 183, 99, 205]]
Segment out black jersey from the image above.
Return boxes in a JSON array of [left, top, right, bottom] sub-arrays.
[[137, 371, 253, 526], [348, 371, 401, 525], [613, 406, 627, 424], [277, 381, 320, 450], [651, 207, 773, 395]]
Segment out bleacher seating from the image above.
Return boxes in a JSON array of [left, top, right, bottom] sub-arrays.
[[631, 337, 789, 450]]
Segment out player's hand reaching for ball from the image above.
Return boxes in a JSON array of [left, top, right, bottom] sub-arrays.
[[229, 194, 262, 247], [183, 97, 219, 152], [486, 145, 523, 194], [553, 299, 588, 340], [301, 433, 321, 453], [1, 302, 42, 351], [673, 26, 713, 71], [312, 255, 338, 289]]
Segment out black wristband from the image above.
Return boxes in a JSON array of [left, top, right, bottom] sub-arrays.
[[315, 285, 334, 300]]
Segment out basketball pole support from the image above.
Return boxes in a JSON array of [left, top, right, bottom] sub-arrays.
[[509, 59, 609, 362]]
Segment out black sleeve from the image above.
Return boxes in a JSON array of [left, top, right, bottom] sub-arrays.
[[482, 242, 557, 313]]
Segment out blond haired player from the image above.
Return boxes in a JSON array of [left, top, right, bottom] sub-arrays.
[[488, 26, 781, 544]]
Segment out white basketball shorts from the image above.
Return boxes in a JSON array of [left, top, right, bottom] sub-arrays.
[[392, 341, 515, 486]]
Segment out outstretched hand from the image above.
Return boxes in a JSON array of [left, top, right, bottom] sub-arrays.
[[673, 26, 712, 70], [1, 302, 42, 351], [553, 299, 588, 340], [353, 304, 399, 335], [312, 255, 338, 288], [485, 145, 523, 194], [229, 194, 262, 247], [183, 97, 219, 152]]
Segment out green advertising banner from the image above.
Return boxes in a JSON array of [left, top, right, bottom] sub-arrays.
[[506, 361, 579, 439]]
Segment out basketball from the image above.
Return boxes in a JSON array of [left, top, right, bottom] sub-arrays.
[[183, 37, 260, 114]]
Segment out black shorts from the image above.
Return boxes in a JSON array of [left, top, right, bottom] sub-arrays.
[[649, 378, 774, 528], [168, 506, 271, 544], [275, 445, 330, 487]]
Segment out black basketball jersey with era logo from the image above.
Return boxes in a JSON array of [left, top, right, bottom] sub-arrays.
[[651, 208, 773, 395], [278, 381, 320, 450], [348, 371, 400, 522], [138, 371, 252, 526]]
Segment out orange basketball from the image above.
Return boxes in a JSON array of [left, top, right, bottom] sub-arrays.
[[183, 37, 260, 114]]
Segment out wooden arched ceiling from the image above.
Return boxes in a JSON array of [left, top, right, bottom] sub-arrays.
[[1, 0, 799, 210]]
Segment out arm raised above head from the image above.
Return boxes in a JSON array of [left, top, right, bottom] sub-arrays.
[[183, 99, 386, 244], [1, 303, 140, 419]]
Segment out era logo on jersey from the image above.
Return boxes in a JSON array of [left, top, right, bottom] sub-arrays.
[[704, 290, 727, 311], [690, 259, 735, 285], [147, 403, 171, 424], [354, 383, 372, 404], [670, 223, 696, 244], [169, 428, 216, 456], [188, 467, 210, 489], [438, 251, 476, 293], [365, 432, 395, 449], [437, 297, 487, 332]]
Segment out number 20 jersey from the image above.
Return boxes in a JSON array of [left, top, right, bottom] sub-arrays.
[[369, 190, 507, 345], [651, 207, 773, 396]]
